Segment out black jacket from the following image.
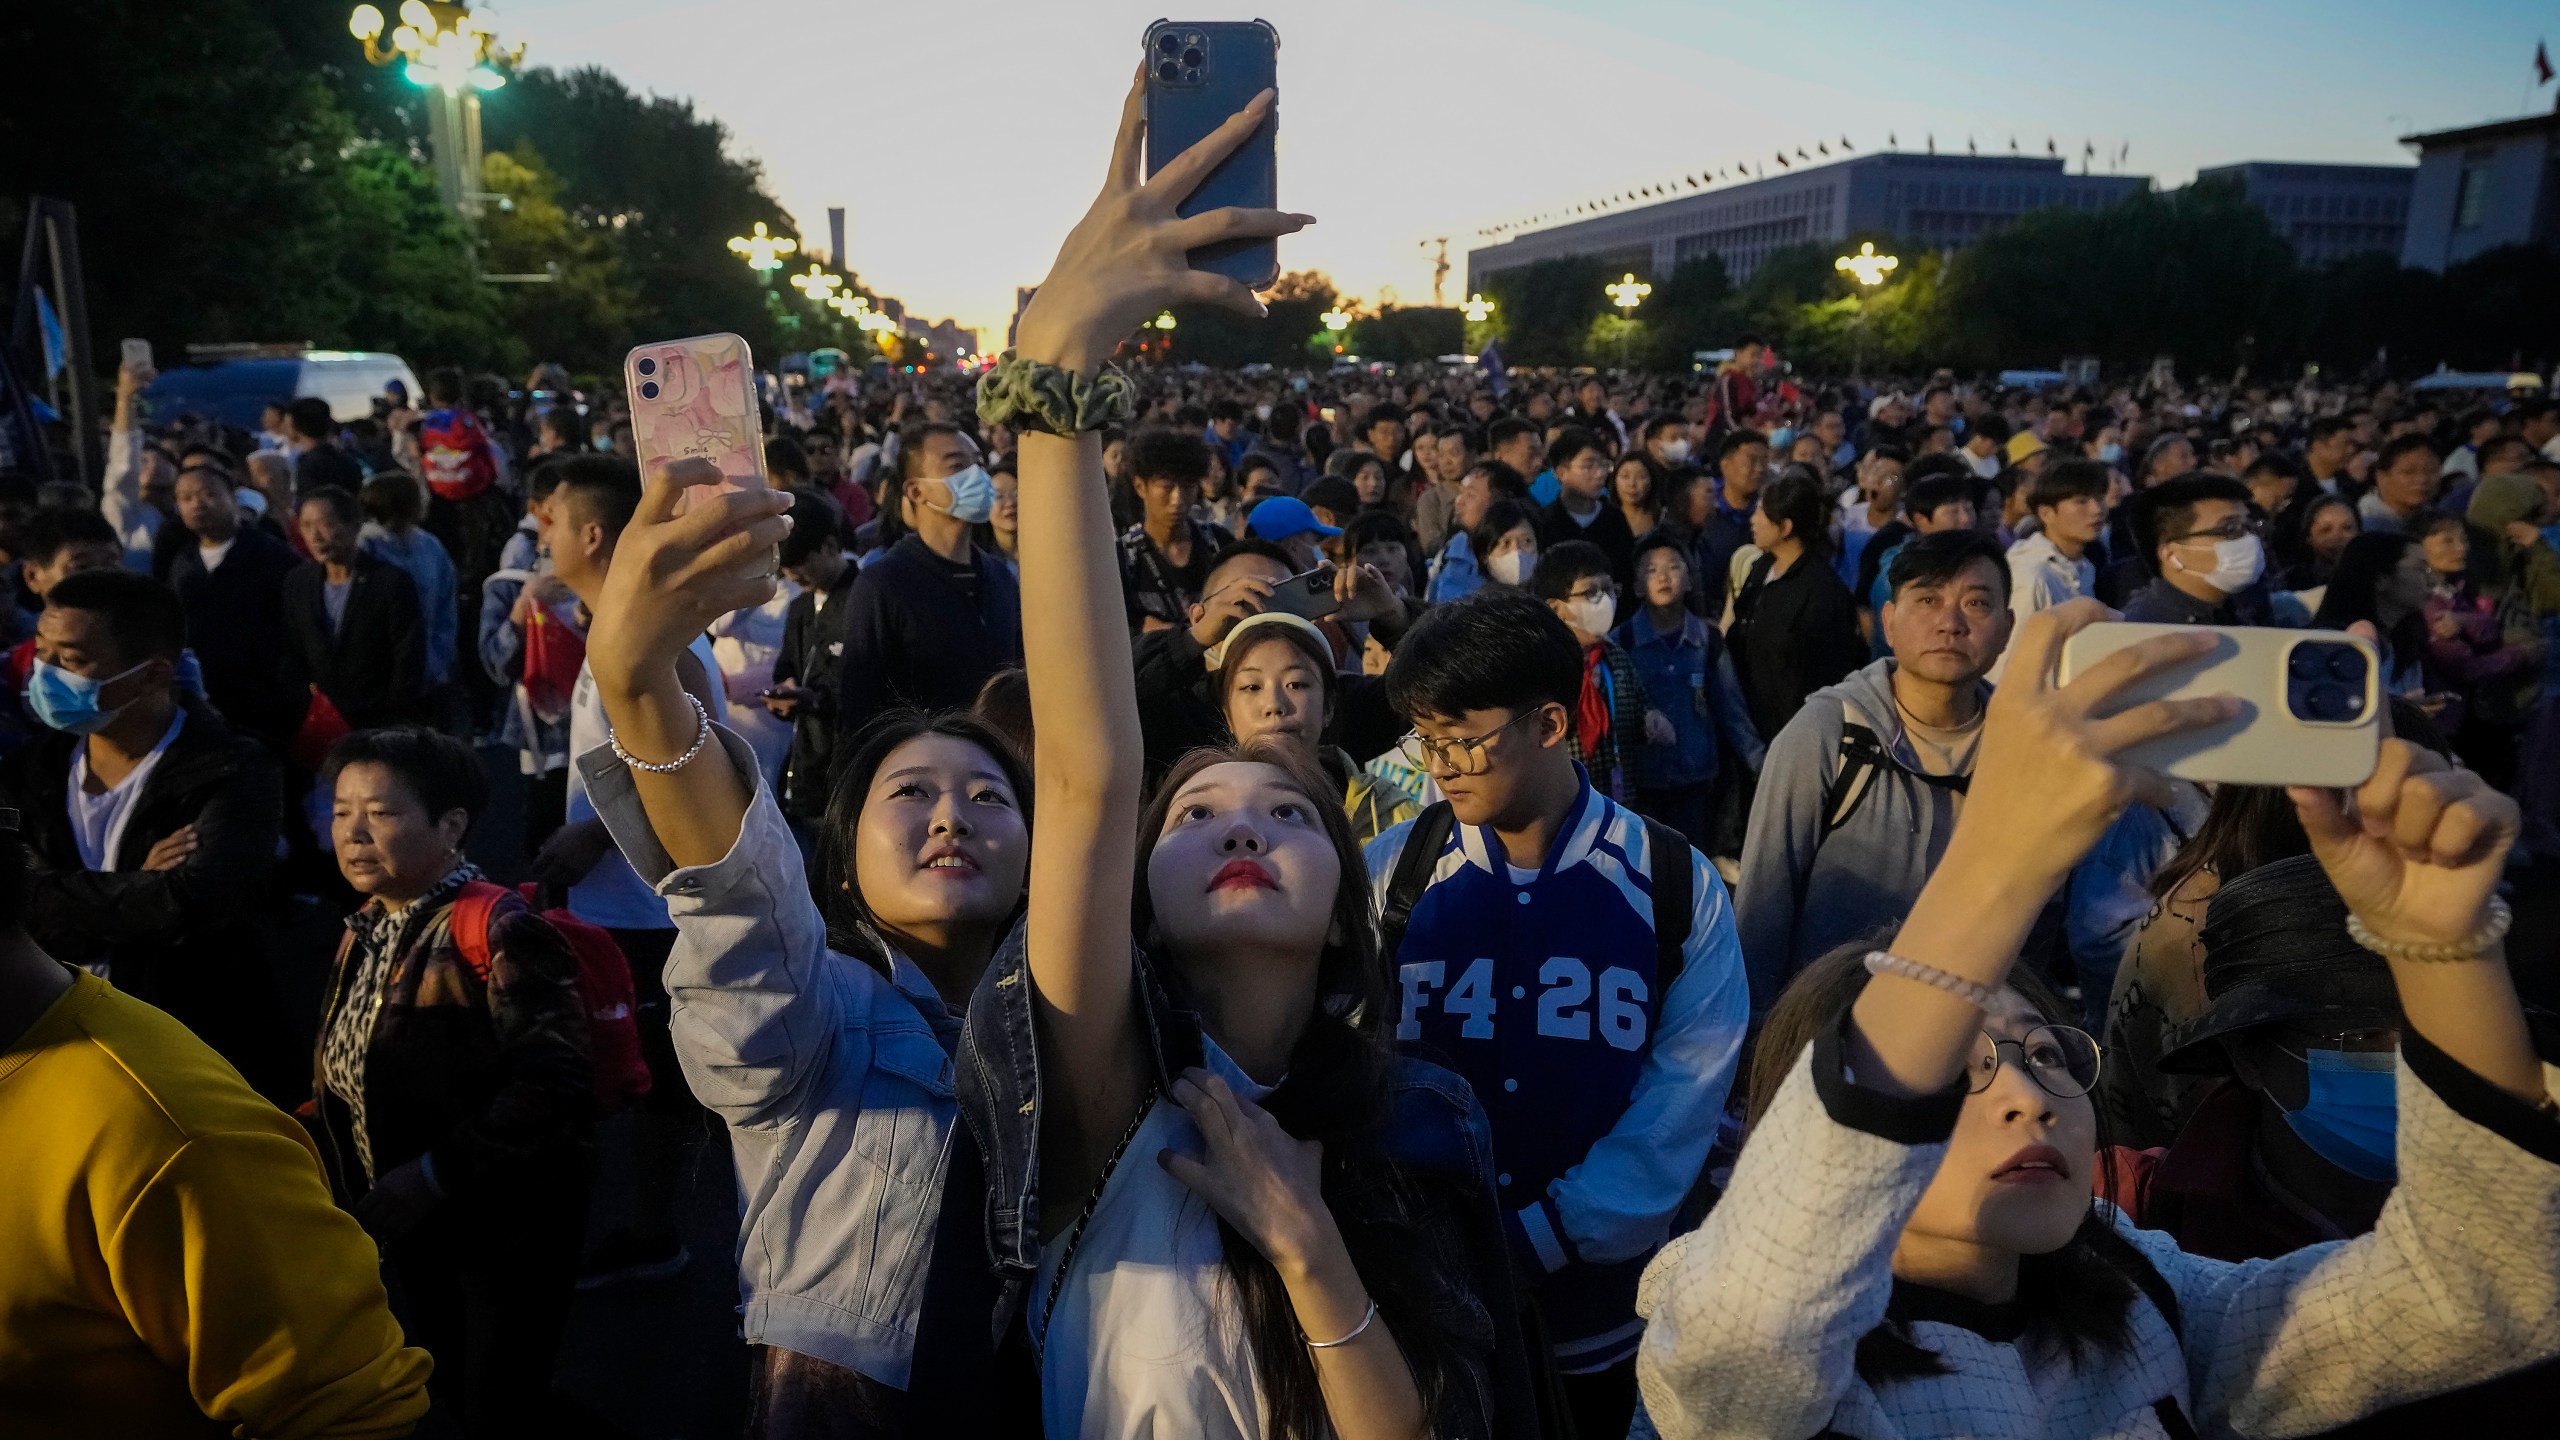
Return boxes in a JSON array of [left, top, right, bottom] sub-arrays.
[[0, 706, 299, 1101], [168, 524, 303, 747], [1130, 623, 1407, 788], [771, 582, 852, 821], [1730, 552, 1869, 744], [283, 554, 427, 732], [834, 535, 1022, 743], [1538, 498, 1638, 591]]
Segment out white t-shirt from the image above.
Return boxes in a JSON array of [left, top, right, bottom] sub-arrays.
[[1033, 1038, 1270, 1440], [198, 537, 236, 573], [68, 710, 186, 873], [564, 636, 721, 931]]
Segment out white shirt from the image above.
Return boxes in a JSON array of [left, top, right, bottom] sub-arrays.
[[197, 537, 236, 574], [1033, 1038, 1269, 1440], [1991, 531, 2095, 684], [565, 636, 721, 930], [68, 709, 186, 873]]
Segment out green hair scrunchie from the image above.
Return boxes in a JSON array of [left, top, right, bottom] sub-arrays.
[[973, 350, 1137, 436]]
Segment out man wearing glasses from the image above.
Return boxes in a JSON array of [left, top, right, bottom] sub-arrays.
[[1364, 588, 1749, 1440], [2120, 474, 2274, 626]]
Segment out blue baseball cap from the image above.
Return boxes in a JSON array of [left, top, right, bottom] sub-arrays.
[[1245, 495, 1341, 542]]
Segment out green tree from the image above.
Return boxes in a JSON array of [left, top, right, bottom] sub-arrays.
[[1350, 306, 1462, 363], [1482, 257, 1611, 366], [478, 145, 643, 374], [1631, 257, 1732, 370]]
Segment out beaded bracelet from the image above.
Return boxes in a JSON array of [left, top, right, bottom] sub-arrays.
[[2344, 895, 2511, 963], [608, 692, 712, 775], [1862, 950, 2035, 1024], [1303, 1298, 1378, 1350], [973, 349, 1136, 436]]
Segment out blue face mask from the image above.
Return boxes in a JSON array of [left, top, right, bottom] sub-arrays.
[[933, 464, 995, 524], [2281, 1046, 2398, 1181], [27, 658, 148, 736], [2097, 442, 2125, 464]]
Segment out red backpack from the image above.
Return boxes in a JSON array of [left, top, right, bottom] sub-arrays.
[[449, 880, 653, 1115]]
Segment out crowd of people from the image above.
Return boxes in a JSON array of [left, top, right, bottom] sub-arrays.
[[7, 77, 2560, 1440]]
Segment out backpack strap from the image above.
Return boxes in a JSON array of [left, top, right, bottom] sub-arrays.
[[1377, 801, 1457, 963], [1642, 817, 1693, 1000], [1820, 713, 1891, 838], [447, 879, 510, 985]]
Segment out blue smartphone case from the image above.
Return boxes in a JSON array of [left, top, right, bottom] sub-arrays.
[[1143, 19, 1279, 290]]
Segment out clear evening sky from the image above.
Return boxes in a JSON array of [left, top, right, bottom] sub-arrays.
[[495, 0, 2552, 343]]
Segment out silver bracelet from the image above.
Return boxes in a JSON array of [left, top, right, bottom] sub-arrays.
[[1303, 1297, 1378, 1349], [607, 692, 712, 775], [1862, 950, 2034, 1024], [2345, 896, 2511, 964]]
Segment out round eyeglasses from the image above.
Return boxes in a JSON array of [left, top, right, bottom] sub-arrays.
[[1967, 1024, 2103, 1100], [1396, 709, 1541, 776]]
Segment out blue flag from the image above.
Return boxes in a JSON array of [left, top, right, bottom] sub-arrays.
[[34, 287, 65, 379], [1478, 339, 1508, 398]]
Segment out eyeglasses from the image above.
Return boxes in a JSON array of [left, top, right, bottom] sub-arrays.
[[2168, 516, 2265, 544], [1397, 709, 1542, 776], [1966, 1024, 2103, 1099], [1567, 581, 1617, 604]]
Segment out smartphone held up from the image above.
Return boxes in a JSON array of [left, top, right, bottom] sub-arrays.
[[1143, 20, 1280, 289], [2057, 622, 2383, 789], [623, 332, 770, 514]]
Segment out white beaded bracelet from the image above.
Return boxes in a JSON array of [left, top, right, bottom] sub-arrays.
[[2344, 896, 2511, 964], [1862, 950, 2034, 1024], [607, 692, 712, 775], [1303, 1298, 1378, 1349]]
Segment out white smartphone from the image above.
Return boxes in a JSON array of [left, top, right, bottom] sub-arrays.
[[120, 337, 152, 373], [2054, 622, 2382, 789]]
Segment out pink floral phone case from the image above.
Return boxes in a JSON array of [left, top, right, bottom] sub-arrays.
[[624, 332, 769, 510]]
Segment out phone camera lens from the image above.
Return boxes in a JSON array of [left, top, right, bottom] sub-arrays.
[[2287, 647, 2326, 681], [639, 381, 660, 400], [1183, 46, 1204, 65], [2301, 682, 2351, 721], [636, 356, 656, 376], [1156, 59, 1178, 80], [1157, 33, 1180, 52], [2326, 647, 2367, 684]]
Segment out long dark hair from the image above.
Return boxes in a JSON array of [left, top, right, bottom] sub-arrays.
[[2146, 785, 2310, 906], [816, 709, 1033, 973], [2311, 532, 2424, 666], [1132, 742, 1452, 1439], [1744, 942, 2147, 1384]]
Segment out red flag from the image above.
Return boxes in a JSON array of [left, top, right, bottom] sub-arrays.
[[2539, 40, 2554, 84]]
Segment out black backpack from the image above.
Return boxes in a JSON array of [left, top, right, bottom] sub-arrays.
[[1378, 800, 1695, 995]]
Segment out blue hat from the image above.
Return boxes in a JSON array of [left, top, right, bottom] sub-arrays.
[[1245, 495, 1341, 541]]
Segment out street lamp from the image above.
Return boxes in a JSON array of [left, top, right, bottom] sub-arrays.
[[1153, 311, 1177, 330], [1834, 241, 1899, 287], [1606, 273, 1651, 311], [788, 263, 843, 301], [1321, 306, 1352, 333], [1459, 293, 1495, 324], [1833, 242, 1899, 376], [349, 2, 522, 220], [728, 222, 798, 274]]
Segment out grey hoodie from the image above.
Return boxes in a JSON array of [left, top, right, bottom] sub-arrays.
[[1732, 658, 1975, 1017]]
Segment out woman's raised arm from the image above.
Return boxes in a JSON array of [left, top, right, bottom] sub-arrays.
[[1008, 76, 1308, 1176]]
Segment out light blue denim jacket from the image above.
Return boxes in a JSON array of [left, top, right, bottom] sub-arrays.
[[580, 726, 958, 1388]]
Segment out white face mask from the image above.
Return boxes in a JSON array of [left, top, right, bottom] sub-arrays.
[[1561, 594, 1617, 638], [2173, 534, 2264, 594], [1486, 548, 1534, 586], [1255, 404, 1273, 421], [1657, 438, 1692, 464]]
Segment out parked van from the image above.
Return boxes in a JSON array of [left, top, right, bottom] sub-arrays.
[[140, 347, 419, 430]]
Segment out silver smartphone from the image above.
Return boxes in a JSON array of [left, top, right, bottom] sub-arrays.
[[2054, 622, 2382, 788], [121, 337, 152, 372], [1260, 566, 1341, 622]]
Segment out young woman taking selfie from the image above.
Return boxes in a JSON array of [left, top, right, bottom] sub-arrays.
[[578, 463, 1036, 1437], [1632, 599, 2560, 1439], [973, 74, 1535, 1439]]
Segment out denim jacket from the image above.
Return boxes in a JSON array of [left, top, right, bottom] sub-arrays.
[[579, 727, 961, 1390], [956, 925, 1542, 1440]]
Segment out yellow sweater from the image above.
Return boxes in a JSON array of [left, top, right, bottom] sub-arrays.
[[0, 969, 431, 1438]]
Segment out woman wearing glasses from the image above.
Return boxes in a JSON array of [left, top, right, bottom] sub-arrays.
[[1632, 599, 2560, 1440]]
